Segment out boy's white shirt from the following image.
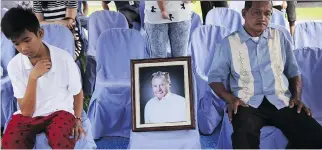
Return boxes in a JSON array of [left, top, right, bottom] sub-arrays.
[[7, 42, 82, 117]]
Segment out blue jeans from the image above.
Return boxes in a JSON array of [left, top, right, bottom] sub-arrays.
[[77, 14, 89, 30], [145, 20, 191, 58]]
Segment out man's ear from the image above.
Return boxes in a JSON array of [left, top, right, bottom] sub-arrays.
[[38, 28, 44, 39], [242, 9, 246, 19]]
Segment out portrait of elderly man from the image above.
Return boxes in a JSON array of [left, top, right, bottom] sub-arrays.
[[208, 1, 322, 149], [144, 71, 187, 124]]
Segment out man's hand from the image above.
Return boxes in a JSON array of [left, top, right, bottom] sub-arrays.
[[227, 98, 249, 122], [71, 120, 86, 140], [289, 98, 311, 116], [56, 20, 74, 29], [30, 60, 51, 79]]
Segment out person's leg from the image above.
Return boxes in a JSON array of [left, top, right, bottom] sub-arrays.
[[271, 105, 322, 148], [2, 114, 45, 149], [119, 10, 140, 29], [213, 1, 228, 7], [231, 105, 266, 149], [78, 15, 89, 30], [45, 110, 76, 149], [200, 1, 213, 24], [286, 1, 296, 36], [145, 23, 169, 58], [168, 20, 191, 57]]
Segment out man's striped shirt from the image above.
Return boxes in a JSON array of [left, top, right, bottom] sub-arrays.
[[33, 1, 77, 21]]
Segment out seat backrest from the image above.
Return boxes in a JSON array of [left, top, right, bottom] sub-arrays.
[[41, 24, 75, 56], [1, 32, 15, 76], [269, 24, 293, 44], [294, 47, 322, 123], [229, 1, 244, 14], [190, 12, 202, 41], [205, 8, 242, 33], [228, 1, 245, 24], [88, 10, 128, 56], [2, 8, 8, 18], [270, 8, 288, 30], [96, 29, 145, 81], [189, 25, 231, 77], [293, 21, 322, 49]]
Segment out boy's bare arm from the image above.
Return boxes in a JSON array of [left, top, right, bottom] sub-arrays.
[[73, 90, 84, 119], [19, 60, 51, 117], [72, 90, 86, 140]]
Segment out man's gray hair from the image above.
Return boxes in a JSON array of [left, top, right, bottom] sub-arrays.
[[151, 71, 171, 84]]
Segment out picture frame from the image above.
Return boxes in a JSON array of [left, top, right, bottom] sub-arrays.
[[131, 56, 195, 132]]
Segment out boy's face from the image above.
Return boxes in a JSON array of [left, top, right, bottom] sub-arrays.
[[12, 29, 44, 58]]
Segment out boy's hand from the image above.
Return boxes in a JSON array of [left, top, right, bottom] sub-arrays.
[[30, 60, 51, 79], [71, 120, 86, 140]]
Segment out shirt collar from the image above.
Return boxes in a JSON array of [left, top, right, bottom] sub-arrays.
[[22, 41, 56, 73], [238, 26, 271, 43]]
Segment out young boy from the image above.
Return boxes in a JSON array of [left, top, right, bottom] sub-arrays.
[[1, 7, 85, 149]]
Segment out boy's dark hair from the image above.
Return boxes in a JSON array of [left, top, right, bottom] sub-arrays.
[[1, 7, 40, 40], [244, 1, 273, 10]]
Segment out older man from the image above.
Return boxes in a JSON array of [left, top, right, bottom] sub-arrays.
[[208, 1, 322, 149], [144, 71, 186, 124]]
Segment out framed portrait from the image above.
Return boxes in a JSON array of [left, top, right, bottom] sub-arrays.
[[131, 57, 195, 132]]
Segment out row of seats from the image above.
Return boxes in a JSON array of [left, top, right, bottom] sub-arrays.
[[1, 7, 322, 149]]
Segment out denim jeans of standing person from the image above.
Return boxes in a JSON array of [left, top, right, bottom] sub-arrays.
[[145, 20, 191, 58], [78, 13, 89, 30]]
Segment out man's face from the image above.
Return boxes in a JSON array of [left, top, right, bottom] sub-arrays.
[[152, 77, 170, 100], [12, 29, 43, 58], [243, 1, 272, 33]]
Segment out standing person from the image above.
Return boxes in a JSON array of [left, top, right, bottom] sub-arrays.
[[286, 1, 296, 36], [102, 1, 140, 28], [1, 7, 85, 149], [33, 1, 84, 60], [272, 1, 296, 36], [145, 0, 191, 58], [200, 1, 228, 24], [208, 1, 322, 149], [1, 1, 33, 9], [77, 1, 89, 30], [272, 1, 287, 11]]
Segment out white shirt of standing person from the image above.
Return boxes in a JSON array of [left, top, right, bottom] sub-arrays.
[[7, 42, 82, 117], [144, 72, 187, 124], [144, 1, 192, 24], [272, 1, 283, 6]]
